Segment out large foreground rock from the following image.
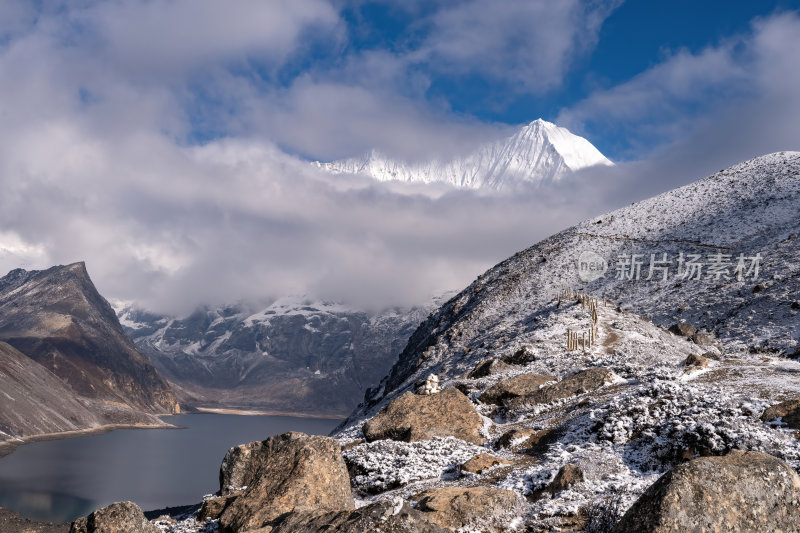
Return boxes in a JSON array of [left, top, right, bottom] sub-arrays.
[[506, 368, 613, 411], [218, 432, 354, 533], [70, 502, 158, 533], [270, 499, 448, 533], [613, 450, 800, 533], [363, 387, 484, 445], [479, 373, 555, 405], [413, 487, 523, 532], [219, 440, 270, 494]]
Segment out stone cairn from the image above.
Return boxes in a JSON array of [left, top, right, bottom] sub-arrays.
[[420, 374, 441, 395]]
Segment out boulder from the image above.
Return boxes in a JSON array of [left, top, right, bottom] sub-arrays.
[[669, 323, 696, 337], [683, 353, 710, 369], [466, 358, 511, 379], [506, 368, 613, 411], [691, 332, 714, 346], [363, 387, 484, 445], [761, 398, 800, 428], [460, 453, 511, 475], [69, 501, 158, 533], [414, 486, 523, 532], [270, 499, 448, 533], [218, 432, 354, 533], [548, 464, 584, 494], [479, 374, 556, 405], [613, 450, 800, 533], [220, 441, 267, 495], [502, 346, 536, 365], [496, 428, 538, 449]]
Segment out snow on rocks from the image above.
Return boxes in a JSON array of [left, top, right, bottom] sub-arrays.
[[154, 516, 218, 533], [343, 436, 487, 495], [614, 451, 800, 532]]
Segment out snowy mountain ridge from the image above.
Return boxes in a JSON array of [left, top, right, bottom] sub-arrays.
[[328, 151, 800, 530], [316, 119, 613, 190], [116, 295, 446, 416]]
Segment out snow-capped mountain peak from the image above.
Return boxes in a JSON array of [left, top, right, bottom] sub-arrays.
[[316, 118, 613, 191]]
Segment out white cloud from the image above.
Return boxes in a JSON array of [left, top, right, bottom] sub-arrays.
[[557, 11, 800, 165], [0, 3, 797, 318], [80, 0, 342, 80], [409, 0, 622, 93]]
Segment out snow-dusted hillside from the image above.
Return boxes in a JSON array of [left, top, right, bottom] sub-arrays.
[[317, 119, 613, 191], [329, 152, 800, 530], [117, 296, 444, 416], [347, 150, 800, 413]]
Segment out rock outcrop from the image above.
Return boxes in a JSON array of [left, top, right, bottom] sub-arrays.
[[547, 464, 584, 495], [613, 450, 800, 532], [197, 492, 242, 522], [669, 323, 696, 338], [466, 358, 511, 378], [413, 487, 523, 532], [70, 502, 158, 533], [363, 387, 484, 445], [219, 440, 268, 495], [495, 428, 538, 449], [683, 353, 710, 369], [760, 398, 800, 429], [479, 373, 555, 405], [269, 499, 448, 533], [218, 432, 353, 533], [460, 453, 512, 475], [505, 368, 613, 411], [0, 263, 178, 427]]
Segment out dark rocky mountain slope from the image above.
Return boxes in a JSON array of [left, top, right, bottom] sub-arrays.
[[118, 297, 442, 416], [0, 262, 178, 443]]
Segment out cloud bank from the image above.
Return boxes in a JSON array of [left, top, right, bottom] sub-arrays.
[[0, 2, 797, 315]]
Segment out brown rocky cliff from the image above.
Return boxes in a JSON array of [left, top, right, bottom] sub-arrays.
[[0, 263, 178, 420]]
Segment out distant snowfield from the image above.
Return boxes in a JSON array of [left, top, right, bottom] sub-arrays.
[[316, 119, 613, 191]]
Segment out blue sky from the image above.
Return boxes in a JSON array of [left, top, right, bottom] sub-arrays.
[[0, 0, 799, 312], [171, 0, 800, 161]]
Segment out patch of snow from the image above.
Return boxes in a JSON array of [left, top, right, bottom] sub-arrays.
[[317, 119, 612, 191], [343, 436, 487, 494]]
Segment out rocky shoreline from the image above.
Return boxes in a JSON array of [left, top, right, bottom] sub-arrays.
[[0, 506, 69, 533]]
